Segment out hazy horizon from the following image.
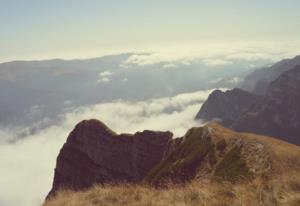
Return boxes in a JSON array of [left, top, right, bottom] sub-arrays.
[[1, 0, 300, 62]]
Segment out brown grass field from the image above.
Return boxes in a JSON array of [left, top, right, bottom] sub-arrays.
[[44, 124, 300, 206]]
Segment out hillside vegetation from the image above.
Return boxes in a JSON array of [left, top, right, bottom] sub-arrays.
[[44, 124, 300, 206]]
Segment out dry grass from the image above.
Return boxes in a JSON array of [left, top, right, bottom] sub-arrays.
[[44, 172, 300, 206], [45, 124, 300, 206], [209, 123, 300, 175]]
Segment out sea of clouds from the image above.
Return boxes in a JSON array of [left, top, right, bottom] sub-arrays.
[[0, 88, 221, 206]]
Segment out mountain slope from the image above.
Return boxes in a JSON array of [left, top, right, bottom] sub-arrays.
[[45, 123, 300, 206], [233, 66, 300, 145], [48, 119, 173, 198], [197, 66, 300, 145], [195, 88, 261, 127], [239, 55, 300, 94]]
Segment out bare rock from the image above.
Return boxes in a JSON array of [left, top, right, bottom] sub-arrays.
[[48, 119, 173, 197]]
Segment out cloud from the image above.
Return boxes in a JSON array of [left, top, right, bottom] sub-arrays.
[[120, 42, 300, 68], [209, 77, 223, 84], [163, 63, 177, 68], [0, 88, 221, 206], [121, 52, 195, 67], [99, 71, 114, 77], [202, 59, 233, 66], [227, 77, 243, 84], [98, 70, 114, 83], [98, 77, 110, 83]]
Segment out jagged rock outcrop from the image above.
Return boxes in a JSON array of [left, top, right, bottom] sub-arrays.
[[45, 122, 300, 206], [49, 121, 274, 196], [195, 88, 261, 127], [48, 119, 173, 197], [196, 66, 300, 145], [233, 66, 300, 145]]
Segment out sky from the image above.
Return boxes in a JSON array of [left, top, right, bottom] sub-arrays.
[[1, 0, 300, 62]]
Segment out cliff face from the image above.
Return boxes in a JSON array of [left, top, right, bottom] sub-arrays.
[[195, 88, 261, 127], [197, 66, 300, 145], [48, 122, 279, 196], [45, 123, 300, 206], [233, 66, 300, 145], [48, 119, 173, 197]]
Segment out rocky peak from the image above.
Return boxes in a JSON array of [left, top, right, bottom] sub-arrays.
[[233, 66, 300, 145], [48, 119, 173, 198], [266, 66, 300, 99], [196, 66, 300, 145], [195, 88, 261, 126]]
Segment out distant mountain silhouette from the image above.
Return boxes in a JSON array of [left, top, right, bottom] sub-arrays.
[[197, 65, 300, 145], [239, 55, 300, 95], [0, 53, 249, 128], [195, 88, 261, 127], [233, 66, 300, 145]]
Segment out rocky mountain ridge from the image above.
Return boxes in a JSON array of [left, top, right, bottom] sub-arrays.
[[48, 119, 173, 197], [233, 66, 300, 144], [238, 55, 300, 95], [195, 88, 261, 127], [196, 66, 300, 145], [47, 119, 300, 199]]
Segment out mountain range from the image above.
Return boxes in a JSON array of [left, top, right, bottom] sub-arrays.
[[45, 119, 300, 206], [0, 53, 251, 129], [43, 55, 300, 206], [238, 55, 300, 95], [197, 59, 300, 145]]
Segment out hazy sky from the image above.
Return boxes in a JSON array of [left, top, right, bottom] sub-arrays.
[[1, 0, 300, 62]]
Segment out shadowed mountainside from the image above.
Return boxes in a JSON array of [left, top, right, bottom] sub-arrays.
[[238, 55, 300, 95], [48, 119, 173, 198], [195, 88, 261, 127], [45, 122, 300, 206], [233, 66, 300, 145], [197, 66, 300, 145]]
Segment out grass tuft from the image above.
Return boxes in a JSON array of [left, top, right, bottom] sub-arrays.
[[214, 145, 252, 182]]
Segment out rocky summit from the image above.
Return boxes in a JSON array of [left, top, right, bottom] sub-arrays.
[[48, 120, 298, 198], [47, 119, 173, 198], [195, 88, 261, 127], [45, 122, 300, 206]]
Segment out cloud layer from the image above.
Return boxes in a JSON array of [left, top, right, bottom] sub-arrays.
[[0, 89, 218, 206], [121, 42, 300, 68]]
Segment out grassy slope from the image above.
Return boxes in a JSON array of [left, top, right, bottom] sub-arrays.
[[210, 123, 300, 175], [145, 127, 215, 183], [44, 173, 300, 206], [145, 125, 256, 184], [44, 124, 300, 206]]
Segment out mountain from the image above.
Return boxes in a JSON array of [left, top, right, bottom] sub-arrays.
[[239, 55, 300, 95], [233, 66, 300, 145], [195, 88, 261, 127], [45, 122, 300, 206], [0, 53, 250, 128], [47, 119, 172, 198], [196, 66, 300, 145]]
